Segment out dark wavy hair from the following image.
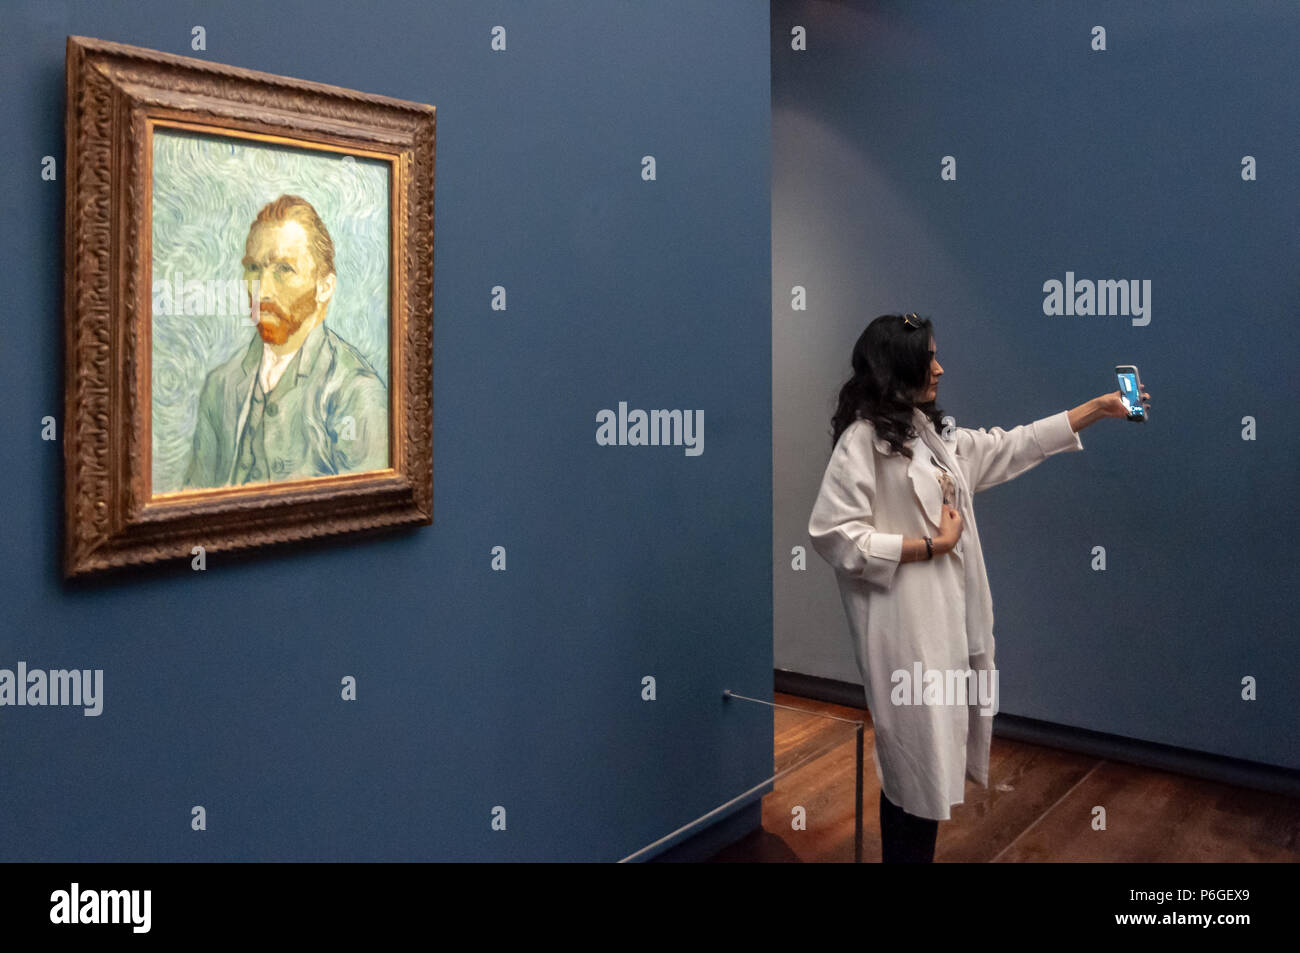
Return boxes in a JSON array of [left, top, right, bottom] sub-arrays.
[[828, 313, 946, 458]]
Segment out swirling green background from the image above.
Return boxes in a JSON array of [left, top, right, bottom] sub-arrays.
[[151, 127, 390, 495]]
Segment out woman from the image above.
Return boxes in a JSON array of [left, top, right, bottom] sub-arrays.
[[807, 313, 1149, 862]]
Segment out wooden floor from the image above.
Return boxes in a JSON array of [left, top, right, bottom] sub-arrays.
[[707, 692, 1300, 863]]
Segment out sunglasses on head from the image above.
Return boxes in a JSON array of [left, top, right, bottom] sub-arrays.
[[902, 313, 922, 329]]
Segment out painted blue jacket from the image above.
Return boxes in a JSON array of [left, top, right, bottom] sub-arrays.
[[183, 323, 388, 489]]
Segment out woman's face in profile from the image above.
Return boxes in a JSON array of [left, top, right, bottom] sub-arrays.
[[922, 335, 943, 402]]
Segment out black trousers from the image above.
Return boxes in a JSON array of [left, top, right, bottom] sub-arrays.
[[879, 791, 939, 863]]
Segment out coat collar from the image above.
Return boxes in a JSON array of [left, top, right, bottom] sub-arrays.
[[869, 408, 950, 533]]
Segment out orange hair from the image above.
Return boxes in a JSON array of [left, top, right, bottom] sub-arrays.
[[247, 194, 336, 277]]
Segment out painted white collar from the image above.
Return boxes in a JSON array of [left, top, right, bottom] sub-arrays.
[[259, 341, 299, 394]]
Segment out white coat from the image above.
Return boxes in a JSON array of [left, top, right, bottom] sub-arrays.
[[808, 407, 1084, 820]]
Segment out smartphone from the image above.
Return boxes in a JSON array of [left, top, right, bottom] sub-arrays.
[[1115, 365, 1147, 422]]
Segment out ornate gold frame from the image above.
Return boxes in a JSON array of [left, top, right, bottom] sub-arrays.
[[63, 36, 435, 578]]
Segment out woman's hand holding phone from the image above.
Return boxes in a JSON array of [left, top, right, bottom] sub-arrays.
[[1097, 389, 1150, 419]]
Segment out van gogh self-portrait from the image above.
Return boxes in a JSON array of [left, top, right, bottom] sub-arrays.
[[65, 37, 434, 578], [151, 128, 391, 494]]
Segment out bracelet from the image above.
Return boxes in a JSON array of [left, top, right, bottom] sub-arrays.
[[924, 536, 933, 560]]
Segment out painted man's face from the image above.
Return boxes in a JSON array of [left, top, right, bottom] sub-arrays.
[[242, 219, 326, 346]]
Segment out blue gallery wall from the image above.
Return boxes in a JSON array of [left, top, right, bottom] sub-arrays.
[[773, 0, 1299, 770], [0, 1, 772, 860]]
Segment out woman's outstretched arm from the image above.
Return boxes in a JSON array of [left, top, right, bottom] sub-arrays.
[[1068, 396, 1107, 432]]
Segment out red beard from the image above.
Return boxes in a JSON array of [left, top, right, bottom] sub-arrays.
[[252, 285, 318, 345]]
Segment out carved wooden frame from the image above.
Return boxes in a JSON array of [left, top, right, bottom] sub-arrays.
[[63, 36, 435, 578]]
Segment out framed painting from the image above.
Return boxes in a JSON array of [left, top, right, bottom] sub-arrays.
[[63, 36, 435, 578]]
